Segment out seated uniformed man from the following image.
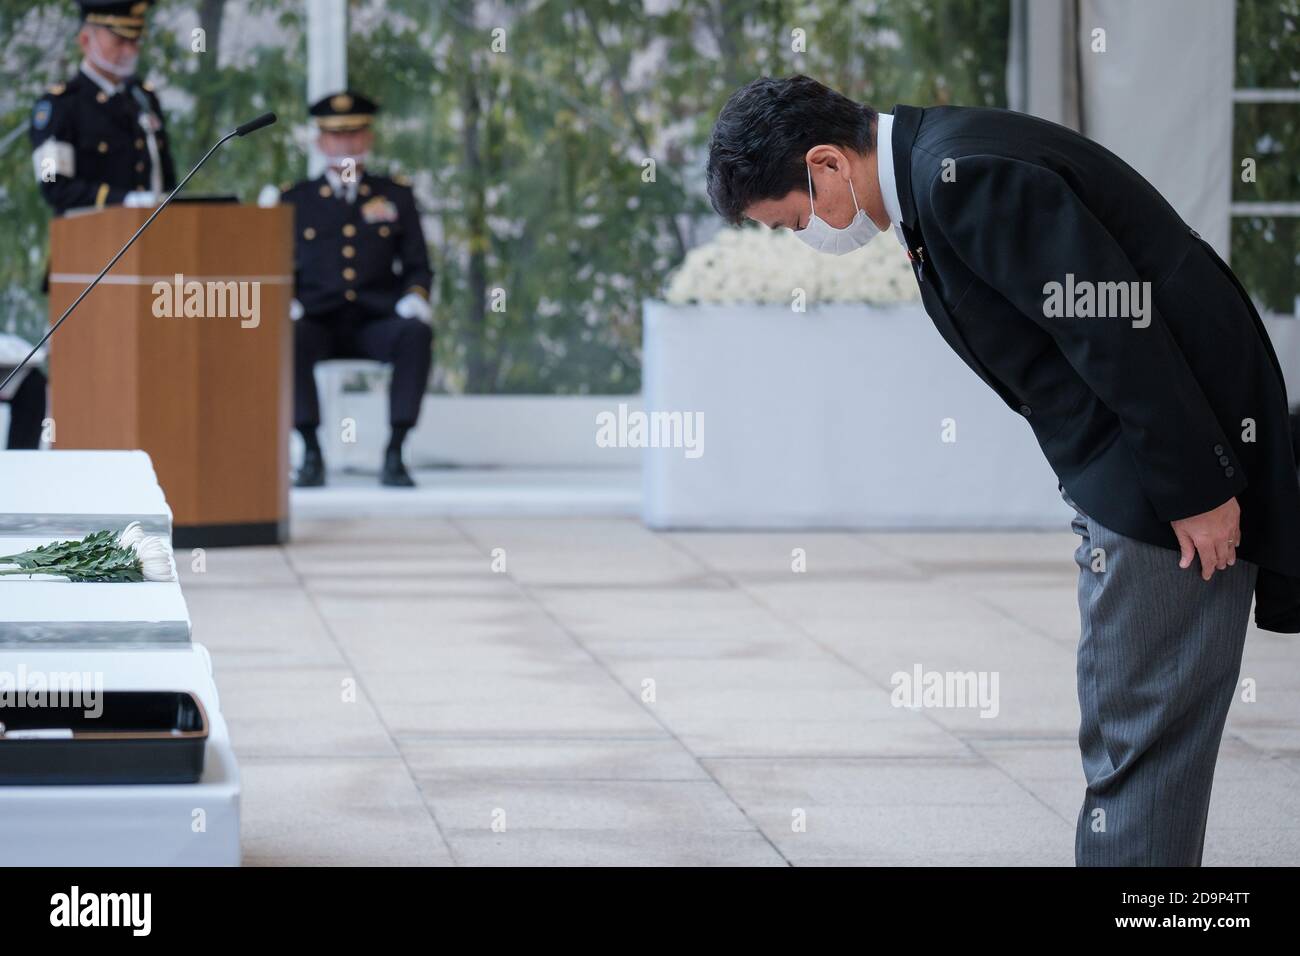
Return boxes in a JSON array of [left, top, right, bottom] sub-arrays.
[[280, 91, 434, 488], [29, 0, 175, 215]]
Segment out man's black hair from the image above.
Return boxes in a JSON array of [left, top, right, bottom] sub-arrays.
[[706, 75, 877, 226]]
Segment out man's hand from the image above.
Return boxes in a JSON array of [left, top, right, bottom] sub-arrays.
[[1171, 497, 1241, 581], [395, 292, 433, 325]]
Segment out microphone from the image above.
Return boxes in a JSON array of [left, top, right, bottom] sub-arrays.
[[234, 112, 277, 137], [0, 113, 279, 395]]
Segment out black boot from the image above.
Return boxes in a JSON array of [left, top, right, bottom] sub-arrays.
[[294, 445, 326, 487], [380, 445, 415, 487]]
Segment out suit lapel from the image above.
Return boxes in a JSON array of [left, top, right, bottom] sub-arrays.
[[890, 105, 924, 237], [889, 104, 1019, 409]]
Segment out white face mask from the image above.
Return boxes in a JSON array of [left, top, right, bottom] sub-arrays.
[[793, 164, 880, 255], [327, 152, 370, 169], [86, 30, 139, 79]]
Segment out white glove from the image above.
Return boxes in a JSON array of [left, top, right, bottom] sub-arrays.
[[257, 184, 281, 208], [395, 292, 432, 324], [122, 190, 157, 207], [289, 298, 304, 321]]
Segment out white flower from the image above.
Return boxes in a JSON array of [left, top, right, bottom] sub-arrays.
[[118, 522, 175, 582], [664, 227, 920, 307], [117, 521, 146, 549], [133, 535, 175, 582]]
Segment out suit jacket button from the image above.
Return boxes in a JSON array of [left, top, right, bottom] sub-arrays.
[[1213, 444, 1224, 455], [1190, 228, 1200, 238], [1219, 455, 1230, 466], [1018, 404, 1032, 417], [1225, 466, 1235, 478]]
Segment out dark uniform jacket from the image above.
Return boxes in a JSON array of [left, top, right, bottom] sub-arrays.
[[279, 171, 433, 318], [890, 103, 1300, 632], [29, 68, 176, 215]]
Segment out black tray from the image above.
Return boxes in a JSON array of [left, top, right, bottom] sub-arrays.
[[0, 690, 208, 785]]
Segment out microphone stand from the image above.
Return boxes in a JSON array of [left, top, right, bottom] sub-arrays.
[[0, 112, 277, 396]]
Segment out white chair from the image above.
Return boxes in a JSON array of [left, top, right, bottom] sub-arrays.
[[312, 358, 391, 472]]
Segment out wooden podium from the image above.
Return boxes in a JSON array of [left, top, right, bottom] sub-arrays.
[[47, 203, 293, 546]]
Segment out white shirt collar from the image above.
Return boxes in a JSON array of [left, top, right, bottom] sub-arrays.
[[324, 167, 363, 203], [875, 112, 907, 249], [80, 60, 126, 96]]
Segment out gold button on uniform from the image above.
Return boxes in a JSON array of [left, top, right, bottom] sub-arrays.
[[134, 139, 144, 149], [97, 141, 108, 153], [319, 184, 331, 197], [358, 184, 371, 196], [378, 226, 391, 237], [302, 227, 316, 240], [342, 224, 357, 237], [135, 161, 145, 172], [343, 267, 356, 280], [344, 290, 357, 302], [342, 245, 355, 258], [96, 91, 108, 103]]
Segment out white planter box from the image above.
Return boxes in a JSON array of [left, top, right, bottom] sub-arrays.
[[640, 299, 1071, 530]]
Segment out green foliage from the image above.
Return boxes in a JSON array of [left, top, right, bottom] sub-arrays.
[[0, 0, 75, 347], [0, 528, 144, 582], [1234, 1, 1300, 316], [352, 0, 1010, 393], [1, 0, 1011, 393]]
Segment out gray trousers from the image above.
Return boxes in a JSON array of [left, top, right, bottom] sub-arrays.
[[1063, 488, 1257, 866]]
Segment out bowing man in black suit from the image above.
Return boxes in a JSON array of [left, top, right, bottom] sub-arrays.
[[279, 91, 434, 488], [706, 75, 1300, 866]]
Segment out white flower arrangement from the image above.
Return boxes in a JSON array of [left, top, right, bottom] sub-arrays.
[[664, 226, 920, 307], [0, 522, 175, 583]]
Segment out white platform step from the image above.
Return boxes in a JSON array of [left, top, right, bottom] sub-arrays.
[[0, 643, 239, 866], [0, 450, 172, 536]]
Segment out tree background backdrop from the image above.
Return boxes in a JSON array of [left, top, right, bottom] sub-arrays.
[[0, 1, 1292, 395]]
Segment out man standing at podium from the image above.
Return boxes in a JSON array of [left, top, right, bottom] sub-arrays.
[[29, 1, 176, 216], [279, 91, 434, 488]]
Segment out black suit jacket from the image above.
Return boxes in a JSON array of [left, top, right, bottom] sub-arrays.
[[280, 171, 433, 319], [890, 104, 1300, 632], [29, 71, 176, 216]]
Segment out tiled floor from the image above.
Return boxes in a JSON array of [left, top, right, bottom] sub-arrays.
[[180, 505, 1300, 866]]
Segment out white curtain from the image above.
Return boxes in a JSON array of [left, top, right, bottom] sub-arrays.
[[1077, 0, 1235, 257]]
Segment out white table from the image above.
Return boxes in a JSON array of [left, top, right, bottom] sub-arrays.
[[0, 534, 190, 645], [0, 644, 239, 866], [0, 450, 239, 865], [0, 450, 172, 536]]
